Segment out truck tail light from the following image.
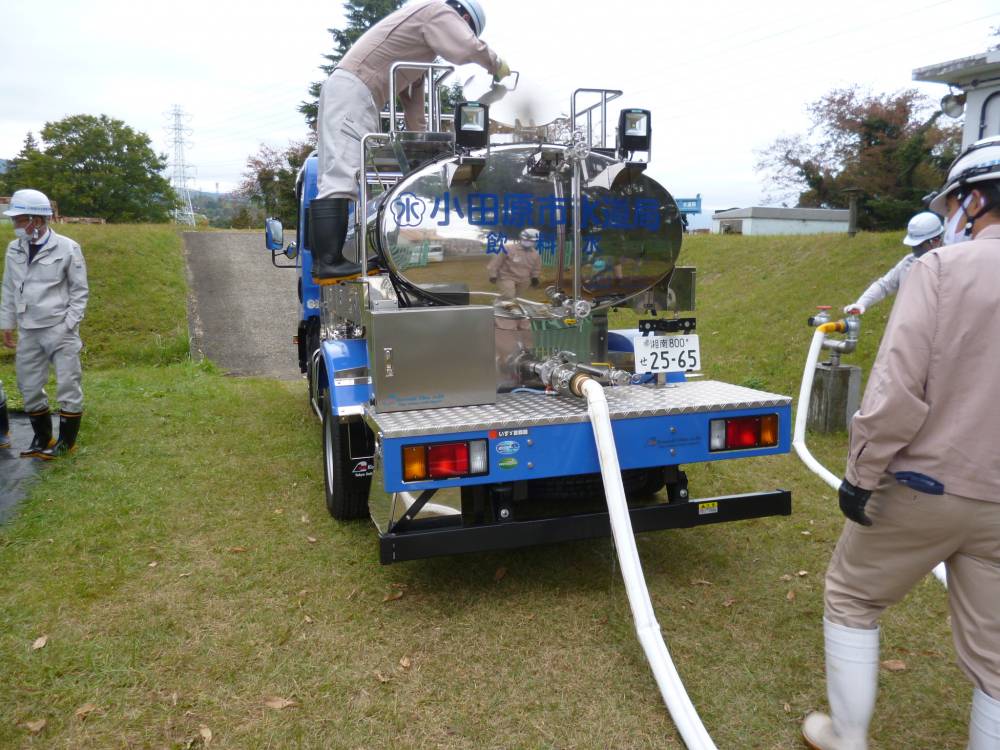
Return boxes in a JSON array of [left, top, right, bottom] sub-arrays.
[[402, 439, 489, 481], [709, 414, 779, 452]]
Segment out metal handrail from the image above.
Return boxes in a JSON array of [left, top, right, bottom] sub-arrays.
[[388, 61, 455, 133], [570, 88, 623, 149]]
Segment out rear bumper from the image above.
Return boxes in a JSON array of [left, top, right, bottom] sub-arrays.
[[378, 488, 791, 564]]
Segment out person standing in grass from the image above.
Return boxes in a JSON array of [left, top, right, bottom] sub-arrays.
[[0, 189, 88, 459], [843, 211, 943, 316], [803, 136, 1000, 750]]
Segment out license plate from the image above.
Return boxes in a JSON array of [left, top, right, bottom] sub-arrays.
[[634, 334, 701, 374]]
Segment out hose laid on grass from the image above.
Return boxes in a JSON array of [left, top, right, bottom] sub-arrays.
[[582, 378, 717, 750], [794, 328, 947, 587]]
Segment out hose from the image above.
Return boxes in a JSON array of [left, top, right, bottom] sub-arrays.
[[581, 378, 718, 750], [794, 329, 947, 587]]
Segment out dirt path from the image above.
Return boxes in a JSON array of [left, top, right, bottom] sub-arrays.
[[184, 231, 301, 381]]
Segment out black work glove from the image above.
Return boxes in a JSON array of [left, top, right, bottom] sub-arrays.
[[489, 277, 497, 284], [531, 277, 540, 287], [839, 479, 873, 526]]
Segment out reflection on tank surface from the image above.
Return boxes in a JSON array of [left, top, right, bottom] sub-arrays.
[[375, 144, 682, 316]]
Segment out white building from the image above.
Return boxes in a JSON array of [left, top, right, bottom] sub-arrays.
[[913, 49, 1000, 149], [711, 206, 849, 236]]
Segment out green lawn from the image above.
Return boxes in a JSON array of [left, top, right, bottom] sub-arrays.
[[0, 226, 966, 748]]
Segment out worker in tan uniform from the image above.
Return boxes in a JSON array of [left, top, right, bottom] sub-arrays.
[[488, 227, 542, 301], [803, 135, 1000, 750], [311, 0, 509, 282]]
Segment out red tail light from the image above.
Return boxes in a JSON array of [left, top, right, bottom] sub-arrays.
[[710, 414, 779, 452], [427, 442, 470, 478]]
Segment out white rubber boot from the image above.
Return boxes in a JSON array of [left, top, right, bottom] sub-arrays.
[[969, 689, 1000, 750], [802, 618, 880, 750]]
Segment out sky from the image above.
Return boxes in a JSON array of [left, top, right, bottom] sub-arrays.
[[1, 0, 997, 226]]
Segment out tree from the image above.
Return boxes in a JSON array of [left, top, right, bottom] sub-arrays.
[[5, 114, 176, 223], [1, 132, 39, 194], [237, 140, 315, 227], [756, 87, 961, 230], [299, 0, 405, 128]]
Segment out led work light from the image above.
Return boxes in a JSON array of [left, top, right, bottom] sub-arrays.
[[617, 108, 652, 157], [454, 101, 489, 149]]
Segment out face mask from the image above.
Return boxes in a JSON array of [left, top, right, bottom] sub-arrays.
[[13, 227, 28, 240], [942, 194, 974, 245]]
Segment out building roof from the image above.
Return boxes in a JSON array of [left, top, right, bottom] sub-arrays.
[[912, 49, 1000, 87], [711, 207, 849, 221]]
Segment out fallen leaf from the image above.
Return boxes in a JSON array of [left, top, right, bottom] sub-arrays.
[[32, 635, 48, 651], [375, 672, 391, 684], [23, 719, 46, 734], [494, 566, 507, 582], [75, 703, 98, 719], [797, 570, 809, 577], [691, 579, 714, 586], [298, 589, 309, 598], [881, 659, 907, 672], [722, 598, 736, 607], [780, 574, 793, 582], [227, 546, 247, 553], [304, 615, 314, 624], [783, 703, 791, 713], [171, 692, 179, 706], [148, 561, 158, 568], [300, 514, 309, 524], [786, 590, 796, 602], [801, 531, 812, 536], [263, 696, 297, 710], [306, 536, 318, 544], [346, 588, 358, 600], [179, 572, 192, 578], [273, 508, 284, 514], [383, 590, 404, 602], [199, 726, 213, 745], [399, 655, 412, 669]]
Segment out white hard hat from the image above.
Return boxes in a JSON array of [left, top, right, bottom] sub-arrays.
[[3, 188, 53, 218], [902, 211, 943, 246], [520, 227, 539, 241], [448, 0, 486, 36], [928, 135, 1000, 216]]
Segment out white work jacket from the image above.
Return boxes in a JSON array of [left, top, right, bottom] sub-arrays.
[[0, 229, 89, 331], [853, 252, 916, 310]]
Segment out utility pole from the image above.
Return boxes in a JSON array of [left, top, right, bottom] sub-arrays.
[[166, 105, 196, 226]]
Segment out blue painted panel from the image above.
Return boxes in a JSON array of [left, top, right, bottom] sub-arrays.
[[300, 156, 321, 321], [380, 404, 792, 492], [322, 338, 372, 411]]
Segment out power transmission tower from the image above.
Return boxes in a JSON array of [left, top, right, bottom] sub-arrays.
[[165, 105, 196, 226]]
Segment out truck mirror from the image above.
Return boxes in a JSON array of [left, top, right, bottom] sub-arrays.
[[265, 218, 284, 251]]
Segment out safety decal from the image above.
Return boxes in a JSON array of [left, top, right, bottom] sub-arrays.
[[697, 501, 718, 516], [495, 440, 520, 455], [352, 460, 373, 477]]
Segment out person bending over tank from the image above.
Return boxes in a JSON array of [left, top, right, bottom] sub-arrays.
[[312, 0, 509, 283]]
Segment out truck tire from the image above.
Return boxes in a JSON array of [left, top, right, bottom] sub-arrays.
[[322, 398, 372, 520]]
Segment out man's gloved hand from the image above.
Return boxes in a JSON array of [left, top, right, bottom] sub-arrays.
[[489, 277, 497, 284], [843, 304, 865, 315], [839, 479, 873, 526], [531, 277, 540, 287], [494, 58, 511, 82]]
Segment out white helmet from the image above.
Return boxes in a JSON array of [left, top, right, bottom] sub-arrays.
[[3, 188, 53, 218], [928, 135, 1000, 216], [448, 0, 485, 36], [520, 227, 539, 242], [902, 211, 943, 247]]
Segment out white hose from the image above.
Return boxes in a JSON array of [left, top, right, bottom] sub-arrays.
[[581, 378, 717, 750], [794, 329, 947, 587]]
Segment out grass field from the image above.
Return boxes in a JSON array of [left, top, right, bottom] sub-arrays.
[[0, 225, 967, 748]]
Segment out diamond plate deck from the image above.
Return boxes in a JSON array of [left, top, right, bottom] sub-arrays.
[[367, 380, 791, 438]]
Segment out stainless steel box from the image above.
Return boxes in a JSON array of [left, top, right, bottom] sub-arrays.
[[366, 306, 497, 413]]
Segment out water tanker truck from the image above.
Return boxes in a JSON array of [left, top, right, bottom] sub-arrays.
[[265, 65, 793, 565]]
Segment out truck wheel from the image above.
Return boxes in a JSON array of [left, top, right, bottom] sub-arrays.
[[322, 398, 372, 520]]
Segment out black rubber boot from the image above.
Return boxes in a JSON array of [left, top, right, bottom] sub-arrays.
[[0, 400, 10, 450], [20, 409, 54, 458], [309, 197, 361, 283], [38, 412, 82, 460]]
